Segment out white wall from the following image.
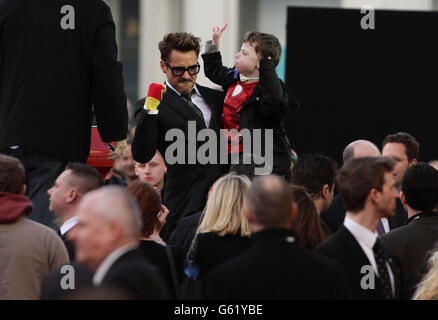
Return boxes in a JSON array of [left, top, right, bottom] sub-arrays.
[[341, 0, 433, 10]]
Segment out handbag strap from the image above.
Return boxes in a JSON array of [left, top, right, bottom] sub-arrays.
[[166, 246, 181, 299]]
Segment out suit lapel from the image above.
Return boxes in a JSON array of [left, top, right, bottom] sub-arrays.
[[338, 226, 373, 267], [163, 87, 206, 129]]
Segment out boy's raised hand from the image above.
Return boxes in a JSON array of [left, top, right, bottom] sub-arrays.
[[212, 21, 228, 46]]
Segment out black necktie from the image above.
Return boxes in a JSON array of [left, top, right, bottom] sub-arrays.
[[373, 239, 393, 299], [181, 90, 205, 122]]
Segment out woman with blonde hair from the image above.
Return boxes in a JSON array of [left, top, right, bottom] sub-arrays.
[[413, 247, 438, 300], [186, 173, 251, 279]]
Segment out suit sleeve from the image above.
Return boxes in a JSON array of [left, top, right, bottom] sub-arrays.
[[131, 98, 159, 163], [91, 5, 128, 142], [258, 58, 289, 121], [202, 51, 237, 91]]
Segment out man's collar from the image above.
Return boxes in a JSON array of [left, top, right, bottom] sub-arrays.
[[165, 81, 201, 97], [60, 216, 78, 236]]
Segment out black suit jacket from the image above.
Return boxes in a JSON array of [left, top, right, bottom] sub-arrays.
[[380, 212, 438, 299], [205, 228, 351, 300], [132, 85, 226, 239], [99, 248, 169, 300], [40, 262, 93, 300], [321, 195, 408, 233], [315, 225, 402, 300], [138, 241, 184, 299], [0, 0, 127, 162], [167, 211, 203, 257], [57, 229, 75, 262], [187, 231, 251, 278]]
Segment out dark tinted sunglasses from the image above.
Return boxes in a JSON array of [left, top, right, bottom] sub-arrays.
[[165, 62, 200, 76]]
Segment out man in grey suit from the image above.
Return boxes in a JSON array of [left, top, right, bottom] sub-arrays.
[[380, 163, 438, 300]]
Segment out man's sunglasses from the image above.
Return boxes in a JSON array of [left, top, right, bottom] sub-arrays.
[[165, 62, 200, 76]]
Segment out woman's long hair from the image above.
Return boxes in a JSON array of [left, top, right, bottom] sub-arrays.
[[413, 247, 438, 300], [198, 173, 251, 237], [289, 184, 332, 250]]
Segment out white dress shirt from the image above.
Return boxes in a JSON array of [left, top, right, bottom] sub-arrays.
[[344, 214, 395, 296], [59, 216, 78, 236], [165, 81, 212, 128], [92, 243, 138, 286]]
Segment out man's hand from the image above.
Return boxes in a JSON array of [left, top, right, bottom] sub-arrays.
[[212, 21, 228, 46], [107, 139, 127, 160], [144, 83, 166, 112]]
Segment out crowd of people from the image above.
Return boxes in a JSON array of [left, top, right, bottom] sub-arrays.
[[1, 1, 438, 301]]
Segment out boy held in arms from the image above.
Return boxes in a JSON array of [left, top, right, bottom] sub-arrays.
[[202, 23, 298, 181]]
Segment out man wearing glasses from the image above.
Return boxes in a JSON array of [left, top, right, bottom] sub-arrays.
[[132, 32, 225, 241]]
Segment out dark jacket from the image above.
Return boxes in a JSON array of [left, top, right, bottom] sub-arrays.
[[205, 228, 352, 300], [202, 51, 300, 178], [380, 211, 438, 300], [167, 211, 203, 257], [315, 225, 402, 300], [100, 248, 169, 300], [0, 0, 127, 162], [187, 231, 251, 278], [40, 262, 93, 300], [132, 85, 225, 240], [138, 240, 184, 299]]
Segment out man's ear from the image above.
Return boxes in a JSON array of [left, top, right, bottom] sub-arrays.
[[400, 191, 407, 206], [160, 60, 167, 74], [66, 188, 79, 204], [20, 185, 27, 195], [409, 159, 418, 167], [321, 184, 330, 199]]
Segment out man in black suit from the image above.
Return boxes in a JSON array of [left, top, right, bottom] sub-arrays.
[[205, 175, 351, 300], [315, 157, 402, 300], [0, 0, 128, 229], [68, 186, 169, 299], [321, 139, 408, 233], [380, 163, 438, 299], [132, 32, 225, 240], [47, 163, 103, 261]]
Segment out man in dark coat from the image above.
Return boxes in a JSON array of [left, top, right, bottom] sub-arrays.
[[205, 175, 351, 300], [380, 163, 438, 299], [68, 186, 169, 299], [0, 0, 128, 228], [315, 157, 403, 300], [132, 32, 225, 241]]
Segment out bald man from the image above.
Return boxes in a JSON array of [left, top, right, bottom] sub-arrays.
[[68, 187, 168, 299], [205, 175, 351, 299], [322, 139, 407, 233]]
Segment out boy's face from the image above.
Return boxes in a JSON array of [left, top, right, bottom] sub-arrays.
[[235, 41, 260, 77]]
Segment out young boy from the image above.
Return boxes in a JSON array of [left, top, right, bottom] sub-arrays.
[[202, 23, 298, 181]]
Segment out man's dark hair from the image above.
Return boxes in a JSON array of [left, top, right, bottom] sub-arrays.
[[159, 32, 201, 62], [0, 154, 26, 194], [243, 31, 282, 67], [401, 163, 438, 211], [248, 175, 293, 228], [382, 132, 419, 162], [291, 153, 338, 198], [337, 157, 395, 212], [65, 162, 103, 194]]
